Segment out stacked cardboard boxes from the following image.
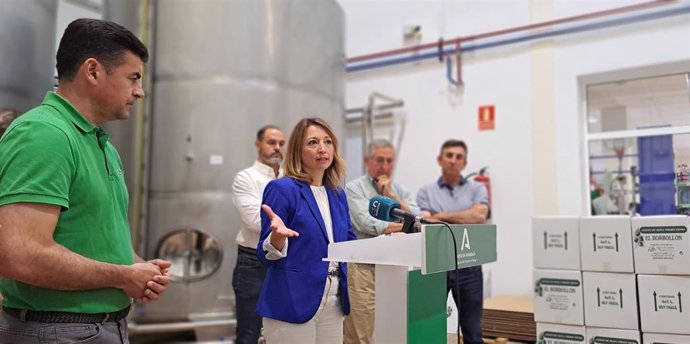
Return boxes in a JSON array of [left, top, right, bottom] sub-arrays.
[[632, 216, 690, 343], [533, 215, 690, 344], [533, 216, 586, 344], [580, 216, 640, 343]]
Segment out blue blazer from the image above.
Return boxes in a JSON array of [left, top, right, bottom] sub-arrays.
[[256, 177, 356, 324]]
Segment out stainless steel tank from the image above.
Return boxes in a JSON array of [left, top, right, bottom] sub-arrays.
[[102, 0, 150, 249], [131, 0, 345, 338], [0, 0, 56, 112]]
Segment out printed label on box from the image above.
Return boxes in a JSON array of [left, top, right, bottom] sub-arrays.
[[652, 290, 683, 312], [596, 287, 624, 308], [590, 337, 638, 344], [537, 323, 586, 344], [534, 270, 584, 325], [540, 331, 585, 343], [535, 278, 580, 311], [586, 327, 640, 344], [633, 226, 687, 261], [545, 231, 570, 250], [534, 278, 581, 311], [593, 233, 621, 252], [538, 331, 585, 344], [643, 332, 690, 344]]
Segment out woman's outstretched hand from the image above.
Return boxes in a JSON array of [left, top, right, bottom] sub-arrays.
[[262, 204, 299, 251]]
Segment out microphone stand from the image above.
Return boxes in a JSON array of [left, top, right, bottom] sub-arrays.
[[401, 213, 418, 233]]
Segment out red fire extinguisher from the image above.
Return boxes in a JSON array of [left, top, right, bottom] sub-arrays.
[[473, 167, 491, 206]]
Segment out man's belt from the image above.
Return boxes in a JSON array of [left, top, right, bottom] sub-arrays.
[[2, 305, 130, 323], [237, 245, 256, 255]]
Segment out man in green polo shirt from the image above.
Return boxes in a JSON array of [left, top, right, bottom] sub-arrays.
[[0, 18, 170, 343]]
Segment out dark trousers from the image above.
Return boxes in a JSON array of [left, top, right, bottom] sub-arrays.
[[0, 312, 129, 343], [233, 248, 267, 344], [447, 265, 483, 344]]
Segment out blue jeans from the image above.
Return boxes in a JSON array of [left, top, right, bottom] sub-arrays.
[[233, 248, 267, 344], [0, 311, 129, 343], [447, 266, 483, 344]]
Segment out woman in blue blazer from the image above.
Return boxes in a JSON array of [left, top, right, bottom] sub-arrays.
[[256, 118, 357, 344]]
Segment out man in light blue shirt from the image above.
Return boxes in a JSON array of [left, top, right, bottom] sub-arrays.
[[416, 139, 489, 344], [343, 139, 421, 344]]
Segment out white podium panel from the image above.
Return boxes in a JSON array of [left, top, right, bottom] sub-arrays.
[[326, 225, 497, 344], [326, 233, 422, 267]]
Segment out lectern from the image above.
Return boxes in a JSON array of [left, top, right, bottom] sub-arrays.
[[326, 224, 497, 344]]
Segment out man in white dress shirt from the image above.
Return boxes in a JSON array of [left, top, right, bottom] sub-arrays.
[[232, 124, 285, 344]]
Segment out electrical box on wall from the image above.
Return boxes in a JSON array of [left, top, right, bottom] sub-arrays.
[[403, 25, 422, 46]]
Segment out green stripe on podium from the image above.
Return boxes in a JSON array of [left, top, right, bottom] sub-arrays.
[[423, 224, 497, 274], [408, 269, 446, 344]]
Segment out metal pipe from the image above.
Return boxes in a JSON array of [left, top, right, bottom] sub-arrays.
[[369, 91, 403, 104], [346, 0, 674, 65], [134, 0, 152, 258], [350, 92, 405, 173], [455, 43, 462, 85], [459, 0, 675, 43], [363, 94, 375, 157], [347, 4, 690, 72], [446, 58, 458, 86], [346, 102, 403, 115], [345, 111, 394, 123]]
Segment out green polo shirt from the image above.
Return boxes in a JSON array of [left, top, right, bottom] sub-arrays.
[[0, 92, 134, 313]]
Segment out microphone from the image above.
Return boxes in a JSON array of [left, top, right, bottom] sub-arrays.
[[368, 195, 431, 225]]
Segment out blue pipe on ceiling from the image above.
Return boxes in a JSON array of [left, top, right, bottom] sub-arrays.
[[346, 5, 690, 73]]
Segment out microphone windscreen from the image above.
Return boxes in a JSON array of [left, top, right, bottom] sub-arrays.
[[368, 195, 401, 222]]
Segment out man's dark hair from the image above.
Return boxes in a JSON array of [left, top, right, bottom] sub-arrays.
[[56, 18, 149, 82], [256, 124, 281, 141], [440, 139, 467, 156]]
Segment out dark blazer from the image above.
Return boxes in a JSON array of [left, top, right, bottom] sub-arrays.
[[256, 177, 356, 323]]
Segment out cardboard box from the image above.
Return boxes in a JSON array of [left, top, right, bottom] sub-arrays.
[[534, 269, 584, 325], [579, 216, 634, 272], [536, 323, 586, 344], [643, 332, 690, 344], [586, 327, 640, 344], [533, 216, 581, 270], [637, 275, 690, 334], [632, 215, 690, 274], [582, 272, 639, 329]]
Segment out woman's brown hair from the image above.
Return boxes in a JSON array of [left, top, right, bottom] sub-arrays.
[[283, 117, 345, 188]]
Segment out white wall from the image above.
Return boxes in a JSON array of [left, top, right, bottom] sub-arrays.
[[55, 0, 102, 51], [553, 1, 690, 215], [339, 0, 690, 297]]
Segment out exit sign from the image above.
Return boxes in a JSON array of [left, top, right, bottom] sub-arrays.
[[478, 105, 495, 131]]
